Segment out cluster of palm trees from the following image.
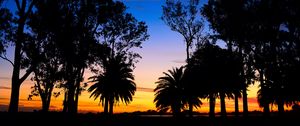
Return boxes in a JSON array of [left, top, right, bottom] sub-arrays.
[[154, 43, 243, 117]]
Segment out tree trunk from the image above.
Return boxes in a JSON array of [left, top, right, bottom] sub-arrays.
[[104, 98, 109, 114], [63, 91, 68, 112], [262, 86, 270, 116], [242, 82, 248, 117], [209, 94, 215, 118], [188, 101, 193, 117], [109, 98, 114, 115], [74, 82, 80, 113], [8, 81, 21, 112], [8, 0, 36, 113], [172, 105, 180, 117], [65, 63, 76, 113], [220, 92, 227, 117], [67, 81, 76, 113], [186, 43, 190, 62], [44, 86, 53, 112], [235, 92, 239, 117], [186, 40, 192, 117], [42, 97, 48, 112], [239, 48, 248, 117], [43, 99, 50, 112], [259, 70, 270, 116], [263, 102, 270, 116], [8, 17, 24, 112], [277, 98, 284, 116], [74, 68, 84, 113]]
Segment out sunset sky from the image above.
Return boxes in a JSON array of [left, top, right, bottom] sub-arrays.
[[0, 0, 263, 113]]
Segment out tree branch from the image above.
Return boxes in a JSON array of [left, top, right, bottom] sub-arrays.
[[19, 67, 34, 85], [92, 23, 100, 35], [24, 0, 37, 19], [0, 54, 14, 66], [14, 0, 21, 12]]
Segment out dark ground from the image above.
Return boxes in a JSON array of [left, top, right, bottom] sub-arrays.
[[0, 112, 299, 126]]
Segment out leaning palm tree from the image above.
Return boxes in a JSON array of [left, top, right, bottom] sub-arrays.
[[154, 66, 185, 116], [88, 54, 136, 115]]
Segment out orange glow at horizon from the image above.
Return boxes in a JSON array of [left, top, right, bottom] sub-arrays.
[[0, 76, 267, 113]]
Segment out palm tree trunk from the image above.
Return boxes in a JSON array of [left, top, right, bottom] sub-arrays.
[[277, 98, 284, 115], [188, 100, 193, 117], [263, 102, 270, 116], [209, 94, 215, 118], [172, 105, 180, 117], [220, 92, 226, 117], [104, 98, 108, 114], [171, 105, 176, 117], [109, 98, 114, 115], [234, 92, 239, 116]]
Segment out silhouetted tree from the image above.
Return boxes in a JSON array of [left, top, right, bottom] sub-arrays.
[[88, 0, 148, 115], [27, 51, 63, 112], [162, 0, 204, 117], [88, 54, 136, 115], [1, 0, 39, 112], [188, 43, 243, 117], [154, 66, 185, 116], [98, 3, 149, 66]]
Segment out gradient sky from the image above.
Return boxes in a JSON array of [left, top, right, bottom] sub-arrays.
[[0, 0, 263, 113]]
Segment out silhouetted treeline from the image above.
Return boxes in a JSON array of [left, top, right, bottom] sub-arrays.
[[155, 0, 300, 117], [1, 0, 300, 119]]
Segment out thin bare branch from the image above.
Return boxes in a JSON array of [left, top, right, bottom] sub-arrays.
[[0, 54, 14, 66]]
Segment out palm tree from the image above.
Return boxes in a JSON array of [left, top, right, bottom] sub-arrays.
[[88, 54, 136, 115], [154, 66, 186, 116]]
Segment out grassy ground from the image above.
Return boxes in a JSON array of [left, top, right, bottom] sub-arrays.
[[0, 112, 299, 126]]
